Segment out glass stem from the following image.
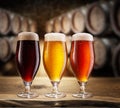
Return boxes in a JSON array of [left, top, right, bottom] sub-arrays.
[[24, 81, 32, 94], [79, 82, 86, 94], [52, 82, 59, 94]]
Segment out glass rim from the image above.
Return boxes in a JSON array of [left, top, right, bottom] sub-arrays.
[[18, 32, 39, 41], [44, 32, 66, 41], [72, 33, 94, 41]]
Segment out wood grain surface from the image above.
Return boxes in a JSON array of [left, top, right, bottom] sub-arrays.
[[0, 77, 120, 107]]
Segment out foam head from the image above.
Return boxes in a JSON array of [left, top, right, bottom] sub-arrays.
[[44, 33, 66, 41], [18, 32, 39, 41], [72, 33, 94, 41]]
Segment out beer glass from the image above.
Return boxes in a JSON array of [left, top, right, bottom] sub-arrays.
[[70, 33, 94, 98], [43, 33, 67, 98], [16, 32, 40, 98]]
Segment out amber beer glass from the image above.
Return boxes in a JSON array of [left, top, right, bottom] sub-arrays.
[[43, 33, 67, 98], [70, 33, 94, 98], [16, 32, 40, 98]]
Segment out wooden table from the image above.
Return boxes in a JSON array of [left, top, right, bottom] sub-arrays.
[[0, 77, 120, 107]]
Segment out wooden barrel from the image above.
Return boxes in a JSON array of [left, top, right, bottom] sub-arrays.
[[21, 17, 29, 32], [61, 13, 71, 34], [112, 44, 120, 77], [0, 38, 12, 62], [29, 20, 37, 32], [71, 7, 86, 33], [11, 14, 21, 34], [110, 1, 120, 38], [93, 37, 118, 69], [9, 36, 17, 55], [45, 20, 53, 33], [0, 9, 11, 35], [0, 58, 18, 76], [86, 2, 110, 36], [53, 17, 61, 32]]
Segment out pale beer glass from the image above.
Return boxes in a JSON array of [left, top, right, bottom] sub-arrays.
[[70, 33, 94, 98], [16, 32, 40, 98], [43, 33, 67, 98]]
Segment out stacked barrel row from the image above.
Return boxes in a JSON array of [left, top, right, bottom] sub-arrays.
[[0, 8, 38, 76], [0, 37, 17, 62], [45, 1, 120, 77], [93, 37, 120, 77], [45, 7, 86, 35], [87, 1, 120, 77], [86, 1, 120, 77], [0, 8, 38, 75], [0, 8, 38, 61], [0, 36, 18, 76], [86, 1, 120, 37], [0, 8, 37, 35], [45, 1, 120, 38]]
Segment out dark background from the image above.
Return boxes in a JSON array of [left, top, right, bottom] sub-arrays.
[[0, 0, 119, 77], [0, 0, 96, 37]]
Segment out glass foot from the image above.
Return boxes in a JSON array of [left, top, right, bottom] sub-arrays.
[[45, 92, 66, 98], [72, 92, 92, 99], [17, 92, 39, 98]]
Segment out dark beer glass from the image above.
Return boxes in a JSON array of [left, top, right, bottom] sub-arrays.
[[70, 33, 94, 98], [16, 32, 40, 98], [43, 33, 67, 98]]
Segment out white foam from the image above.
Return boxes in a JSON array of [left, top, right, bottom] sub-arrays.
[[72, 33, 94, 41], [44, 33, 66, 41], [18, 32, 39, 41]]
